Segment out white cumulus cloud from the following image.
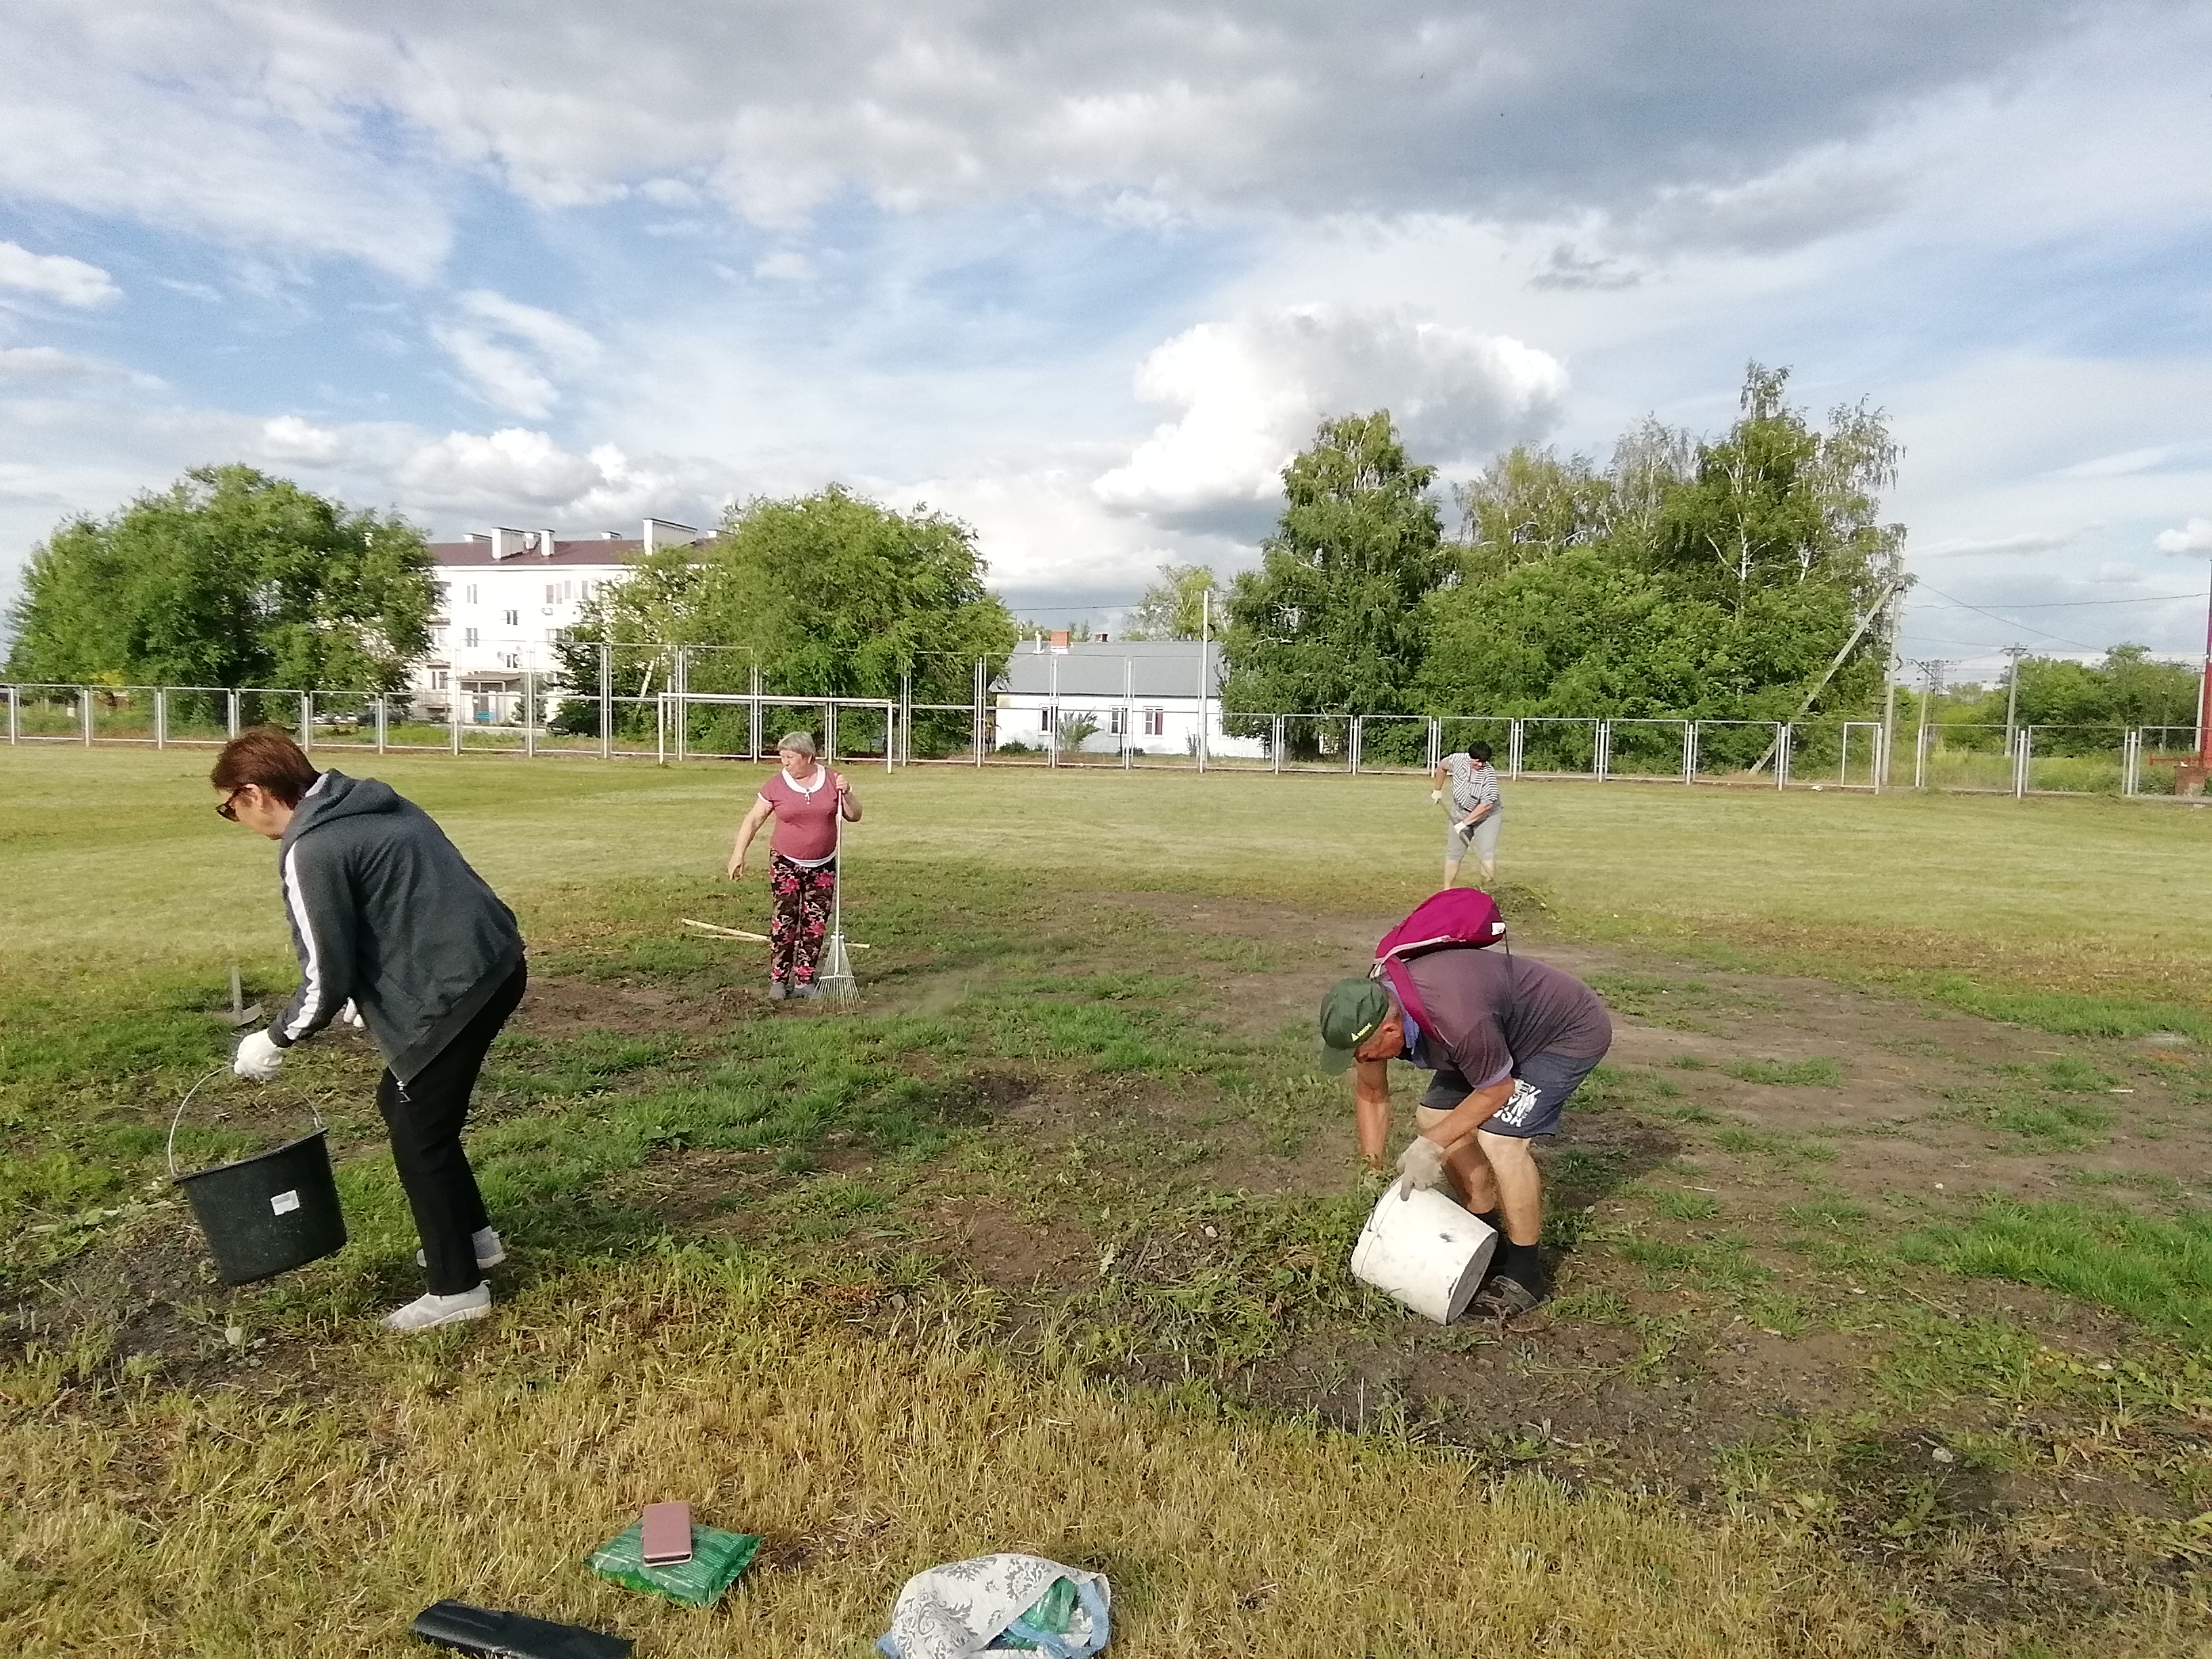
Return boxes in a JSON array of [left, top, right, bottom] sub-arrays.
[[2154, 516, 2212, 554], [0, 241, 119, 307], [1093, 306, 1565, 529], [396, 428, 607, 507], [258, 414, 345, 463]]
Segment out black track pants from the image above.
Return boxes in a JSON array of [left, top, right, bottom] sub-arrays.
[[377, 962, 527, 1295]]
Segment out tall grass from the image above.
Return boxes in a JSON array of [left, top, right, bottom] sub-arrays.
[[0, 1252, 2129, 1658]]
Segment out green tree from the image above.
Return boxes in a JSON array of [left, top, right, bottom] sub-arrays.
[[5, 465, 434, 691], [1123, 563, 1218, 640], [1421, 366, 1907, 729], [1221, 411, 1442, 739], [1452, 448, 1613, 573], [553, 487, 1017, 746]]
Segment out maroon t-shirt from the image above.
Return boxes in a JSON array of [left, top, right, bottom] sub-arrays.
[[758, 767, 844, 861], [1401, 949, 1610, 1086]]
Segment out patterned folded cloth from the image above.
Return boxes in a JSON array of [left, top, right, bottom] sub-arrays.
[[877, 1553, 1111, 1659]]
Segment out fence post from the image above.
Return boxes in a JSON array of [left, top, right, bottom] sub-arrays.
[[824, 699, 838, 763], [1683, 720, 1698, 783], [1775, 724, 1792, 789], [1872, 723, 1888, 794], [2123, 729, 2142, 796], [2013, 728, 2032, 798], [655, 694, 667, 764], [154, 688, 167, 750], [375, 694, 388, 754], [1047, 654, 1059, 769], [1272, 714, 1284, 775], [884, 701, 895, 773], [673, 647, 689, 764], [1914, 722, 1930, 790], [747, 663, 762, 762], [81, 691, 94, 745], [299, 692, 313, 751], [4, 684, 16, 744], [227, 689, 241, 739], [450, 685, 462, 755], [598, 643, 613, 762], [973, 659, 985, 767], [1349, 716, 1362, 775], [1595, 720, 1611, 781], [1122, 657, 1133, 771], [523, 671, 537, 758], [1509, 718, 1524, 779]]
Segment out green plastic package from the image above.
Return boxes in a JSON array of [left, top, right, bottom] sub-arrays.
[[588, 1519, 762, 1609]]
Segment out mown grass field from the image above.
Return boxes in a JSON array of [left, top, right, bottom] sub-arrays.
[[4, 745, 2211, 1656]]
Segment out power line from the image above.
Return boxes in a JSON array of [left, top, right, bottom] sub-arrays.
[[1907, 590, 2207, 609], [1906, 581, 2114, 653]]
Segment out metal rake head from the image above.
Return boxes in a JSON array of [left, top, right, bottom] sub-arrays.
[[817, 935, 860, 1005]]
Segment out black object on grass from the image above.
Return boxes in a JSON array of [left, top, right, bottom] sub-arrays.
[[411, 1600, 633, 1659]]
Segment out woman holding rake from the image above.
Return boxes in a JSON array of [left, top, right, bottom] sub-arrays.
[[726, 731, 862, 1001]]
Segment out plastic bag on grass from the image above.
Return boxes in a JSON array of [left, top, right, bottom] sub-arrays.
[[588, 1519, 761, 1608], [877, 1553, 1110, 1659]]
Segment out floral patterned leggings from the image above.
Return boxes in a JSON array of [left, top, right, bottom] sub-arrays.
[[769, 854, 838, 985]]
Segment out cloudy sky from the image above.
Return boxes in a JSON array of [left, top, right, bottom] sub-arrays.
[[2, 0, 2209, 676]]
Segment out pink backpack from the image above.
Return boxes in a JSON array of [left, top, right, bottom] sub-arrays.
[[1371, 889, 1507, 1036]]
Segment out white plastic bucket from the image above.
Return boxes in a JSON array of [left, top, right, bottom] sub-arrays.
[[1349, 1184, 1498, 1324]]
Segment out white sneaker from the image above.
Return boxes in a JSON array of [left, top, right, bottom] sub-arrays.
[[416, 1227, 505, 1270], [382, 1283, 493, 1333]]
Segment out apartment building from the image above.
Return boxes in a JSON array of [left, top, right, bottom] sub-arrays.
[[413, 518, 701, 722]]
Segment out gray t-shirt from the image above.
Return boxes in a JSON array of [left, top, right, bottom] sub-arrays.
[[1443, 753, 1502, 818], [1401, 948, 1610, 1087]]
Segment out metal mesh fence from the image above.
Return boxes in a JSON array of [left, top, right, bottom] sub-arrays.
[[6, 668, 2204, 802]]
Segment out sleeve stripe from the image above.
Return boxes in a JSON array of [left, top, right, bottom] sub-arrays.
[[280, 844, 329, 1042]]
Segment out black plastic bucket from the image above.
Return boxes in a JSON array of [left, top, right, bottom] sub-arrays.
[[169, 1071, 348, 1285]]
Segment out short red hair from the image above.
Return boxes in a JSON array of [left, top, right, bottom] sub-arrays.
[[211, 726, 320, 806]]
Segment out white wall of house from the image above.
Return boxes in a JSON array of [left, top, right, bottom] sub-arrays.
[[991, 693, 1264, 757]]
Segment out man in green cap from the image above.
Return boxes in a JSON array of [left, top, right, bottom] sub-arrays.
[[1319, 951, 1610, 1315]]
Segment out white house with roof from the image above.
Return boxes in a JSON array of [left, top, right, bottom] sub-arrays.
[[991, 635, 1263, 758], [413, 518, 701, 722]]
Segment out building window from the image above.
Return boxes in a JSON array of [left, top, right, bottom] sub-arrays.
[[430, 670, 449, 691], [545, 581, 572, 603], [1109, 707, 1126, 735], [428, 628, 445, 649], [1143, 707, 1166, 737], [464, 628, 479, 648], [1040, 705, 1053, 731], [499, 651, 521, 670], [464, 584, 478, 605], [544, 629, 560, 644], [501, 608, 519, 627]]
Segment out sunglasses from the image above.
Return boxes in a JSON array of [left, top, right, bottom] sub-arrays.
[[215, 786, 248, 821]]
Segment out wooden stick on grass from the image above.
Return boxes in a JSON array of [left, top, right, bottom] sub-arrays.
[[680, 918, 869, 949]]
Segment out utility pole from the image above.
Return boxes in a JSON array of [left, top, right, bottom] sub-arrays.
[[1878, 587, 1903, 792], [1197, 586, 1210, 774], [2197, 556, 2212, 770], [2001, 643, 2028, 759]]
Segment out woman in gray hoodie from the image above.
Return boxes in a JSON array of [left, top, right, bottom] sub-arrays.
[[214, 726, 525, 1332]]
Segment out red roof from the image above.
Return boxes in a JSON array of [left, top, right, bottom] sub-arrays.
[[428, 537, 647, 568]]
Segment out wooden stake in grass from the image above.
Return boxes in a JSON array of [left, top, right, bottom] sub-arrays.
[[680, 918, 867, 949]]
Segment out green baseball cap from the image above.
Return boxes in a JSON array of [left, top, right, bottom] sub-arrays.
[[1317, 977, 1392, 1074]]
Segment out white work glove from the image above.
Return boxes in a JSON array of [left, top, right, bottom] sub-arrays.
[[232, 1027, 285, 1081], [1395, 1134, 1448, 1199], [337, 999, 365, 1029], [1429, 789, 1443, 804]]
